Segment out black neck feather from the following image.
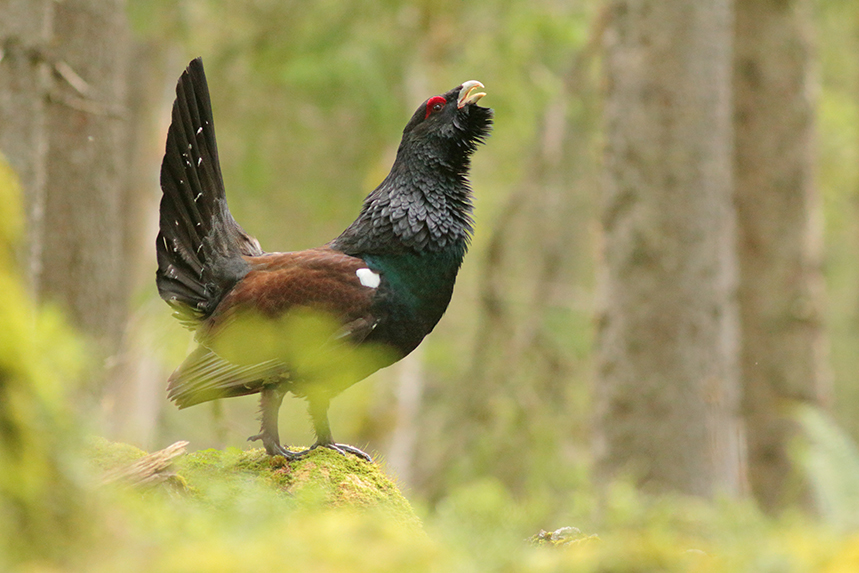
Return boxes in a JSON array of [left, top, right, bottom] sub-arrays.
[[332, 104, 491, 257], [331, 154, 472, 256]]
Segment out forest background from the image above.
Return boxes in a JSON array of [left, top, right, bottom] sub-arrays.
[[3, 0, 859, 570]]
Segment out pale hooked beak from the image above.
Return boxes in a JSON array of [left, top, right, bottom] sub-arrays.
[[457, 80, 486, 109]]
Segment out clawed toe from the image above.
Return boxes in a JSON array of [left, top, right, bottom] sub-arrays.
[[248, 432, 300, 460], [314, 442, 373, 462], [249, 431, 372, 462], [284, 442, 373, 462]]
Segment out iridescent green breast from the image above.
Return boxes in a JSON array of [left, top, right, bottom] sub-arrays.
[[361, 244, 467, 355]]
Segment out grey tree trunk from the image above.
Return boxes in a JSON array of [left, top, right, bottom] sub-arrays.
[[0, 0, 54, 287], [734, 0, 828, 513], [40, 0, 131, 352], [1, 0, 135, 406], [596, 0, 742, 497]]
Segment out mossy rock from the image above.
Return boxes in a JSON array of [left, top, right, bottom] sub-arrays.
[[88, 438, 420, 529]]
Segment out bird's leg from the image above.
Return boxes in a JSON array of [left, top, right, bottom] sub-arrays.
[[302, 395, 373, 462], [247, 383, 298, 459]]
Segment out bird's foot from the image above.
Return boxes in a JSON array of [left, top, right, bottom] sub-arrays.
[[297, 441, 373, 462], [247, 433, 371, 462], [247, 432, 301, 461]]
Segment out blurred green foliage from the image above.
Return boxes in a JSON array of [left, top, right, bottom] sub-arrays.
[[795, 406, 859, 532], [0, 154, 90, 568], [7, 430, 859, 572], [818, 0, 859, 442]]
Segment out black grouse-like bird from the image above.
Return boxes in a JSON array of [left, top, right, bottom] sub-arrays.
[[156, 58, 491, 460]]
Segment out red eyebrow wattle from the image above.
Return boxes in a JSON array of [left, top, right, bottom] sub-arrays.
[[425, 96, 446, 119]]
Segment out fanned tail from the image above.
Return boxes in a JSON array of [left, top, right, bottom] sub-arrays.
[[156, 58, 262, 327]]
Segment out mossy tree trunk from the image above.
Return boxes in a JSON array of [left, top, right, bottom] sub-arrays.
[[596, 0, 742, 497], [734, 0, 829, 514]]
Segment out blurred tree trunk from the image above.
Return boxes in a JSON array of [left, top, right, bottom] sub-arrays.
[[596, 0, 742, 497], [734, 0, 828, 514], [0, 0, 133, 386], [101, 41, 172, 443], [0, 0, 54, 286], [41, 0, 131, 354]]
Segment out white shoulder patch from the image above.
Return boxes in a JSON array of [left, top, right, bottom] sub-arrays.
[[356, 267, 381, 289]]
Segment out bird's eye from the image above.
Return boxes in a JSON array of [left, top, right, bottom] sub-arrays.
[[424, 96, 447, 119]]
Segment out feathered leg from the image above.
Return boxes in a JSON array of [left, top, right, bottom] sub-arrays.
[[247, 383, 296, 459], [306, 395, 373, 462], [249, 386, 371, 462]]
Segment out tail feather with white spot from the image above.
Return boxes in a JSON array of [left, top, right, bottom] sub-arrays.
[[156, 57, 262, 327]]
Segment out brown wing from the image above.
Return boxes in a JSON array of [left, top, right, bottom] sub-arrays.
[[206, 247, 379, 333], [167, 247, 383, 408]]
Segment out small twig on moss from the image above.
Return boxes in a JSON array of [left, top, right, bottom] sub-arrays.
[[101, 440, 189, 487], [529, 526, 600, 548]]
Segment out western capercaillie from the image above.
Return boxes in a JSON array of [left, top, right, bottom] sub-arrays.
[[156, 58, 491, 460]]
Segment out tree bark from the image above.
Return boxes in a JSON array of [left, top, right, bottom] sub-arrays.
[[596, 0, 742, 497], [39, 0, 131, 354], [734, 0, 828, 514], [0, 0, 54, 287], [1, 0, 135, 406]]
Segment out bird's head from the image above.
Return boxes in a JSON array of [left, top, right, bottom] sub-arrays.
[[399, 81, 493, 165], [330, 81, 492, 256]]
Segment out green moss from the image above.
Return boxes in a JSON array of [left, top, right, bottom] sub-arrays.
[[29, 438, 859, 572], [180, 447, 420, 527], [88, 440, 421, 530], [85, 436, 148, 472]]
